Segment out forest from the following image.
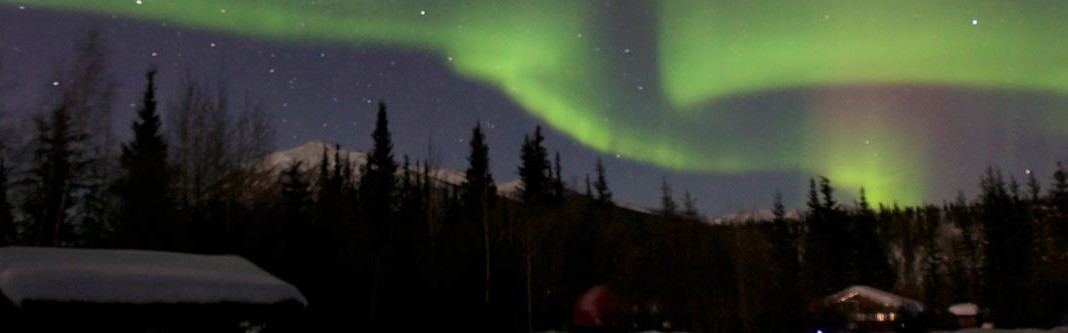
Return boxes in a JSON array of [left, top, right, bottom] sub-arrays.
[[2, 33, 1068, 333]]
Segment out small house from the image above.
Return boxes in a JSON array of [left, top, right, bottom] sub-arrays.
[[947, 303, 979, 329], [811, 285, 925, 333]]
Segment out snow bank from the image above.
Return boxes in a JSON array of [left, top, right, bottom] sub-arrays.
[[941, 329, 1060, 333], [826, 285, 924, 313], [0, 247, 306, 307]]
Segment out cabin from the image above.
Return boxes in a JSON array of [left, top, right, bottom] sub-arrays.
[[810, 285, 925, 333], [946, 303, 979, 329], [0, 246, 307, 332]]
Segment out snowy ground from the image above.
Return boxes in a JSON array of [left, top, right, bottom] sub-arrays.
[[937, 328, 1068, 333]]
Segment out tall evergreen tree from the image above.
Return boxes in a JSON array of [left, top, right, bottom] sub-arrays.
[[0, 159, 13, 245], [772, 190, 786, 224], [553, 152, 564, 198], [980, 166, 1033, 327], [1052, 162, 1068, 213], [1026, 170, 1041, 203], [857, 187, 873, 214], [461, 123, 498, 306], [115, 67, 171, 249], [278, 160, 310, 281], [819, 176, 836, 210], [806, 178, 821, 215], [63, 31, 117, 241], [584, 174, 592, 198], [462, 123, 497, 213], [359, 102, 399, 331], [593, 157, 611, 203], [682, 190, 699, 218], [771, 189, 802, 331], [517, 126, 551, 205], [359, 102, 399, 218], [660, 177, 677, 216], [23, 102, 86, 246]]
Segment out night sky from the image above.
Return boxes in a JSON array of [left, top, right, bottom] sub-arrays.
[[2, 1, 1067, 216]]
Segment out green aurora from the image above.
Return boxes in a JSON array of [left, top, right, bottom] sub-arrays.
[[8, 0, 1068, 204]]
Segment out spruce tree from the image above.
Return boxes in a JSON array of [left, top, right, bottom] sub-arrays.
[[0, 159, 13, 245], [980, 166, 1033, 326], [806, 178, 821, 215], [593, 157, 611, 203], [773, 190, 786, 224], [517, 126, 550, 205], [279, 160, 310, 279], [857, 187, 873, 214], [660, 177, 677, 216], [462, 123, 497, 213], [360, 102, 399, 218], [461, 123, 497, 305], [1052, 162, 1068, 213], [359, 102, 399, 331], [281, 161, 311, 220], [115, 67, 171, 249], [771, 189, 801, 331], [553, 151, 563, 198], [819, 176, 836, 210], [23, 102, 86, 246], [1026, 170, 1041, 203], [63, 31, 116, 242], [682, 190, 699, 218], [584, 174, 592, 198]]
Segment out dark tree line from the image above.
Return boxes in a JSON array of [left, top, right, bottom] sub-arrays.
[[3, 31, 1068, 333]]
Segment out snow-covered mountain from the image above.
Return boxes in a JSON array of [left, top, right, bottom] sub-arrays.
[[259, 141, 652, 212], [259, 141, 511, 195], [711, 208, 804, 225]]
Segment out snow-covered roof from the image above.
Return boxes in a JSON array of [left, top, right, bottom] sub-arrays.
[[825, 285, 924, 313], [949, 303, 979, 316], [0, 247, 306, 307]]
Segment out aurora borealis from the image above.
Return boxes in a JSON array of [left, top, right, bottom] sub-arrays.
[[2, 1, 1068, 211]]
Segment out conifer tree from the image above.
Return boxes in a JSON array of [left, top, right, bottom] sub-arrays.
[[279, 160, 310, 279], [819, 176, 836, 210], [553, 151, 563, 198], [806, 178, 821, 215], [517, 126, 551, 205], [281, 161, 310, 220], [1026, 170, 1041, 203], [0, 159, 13, 245], [593, 157, 611, 203], [461, 123, 497, 305], [1052, 162, 1068, 213], [682, 190, 699, 218], [359, 102, 398, 218], [23, 102, 87, 246], [857, 187, 873, 214], [980, 166, 1033, 326], [359, 102, 399, 331], [660, 177, 677, 216], [63, 31, 116, 240], [773, 190, 786, 224], [771, 189, 801, 331], [462, 123, 497, 213], [115, 67, 171, 249], [584, 174, 592, 198]]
